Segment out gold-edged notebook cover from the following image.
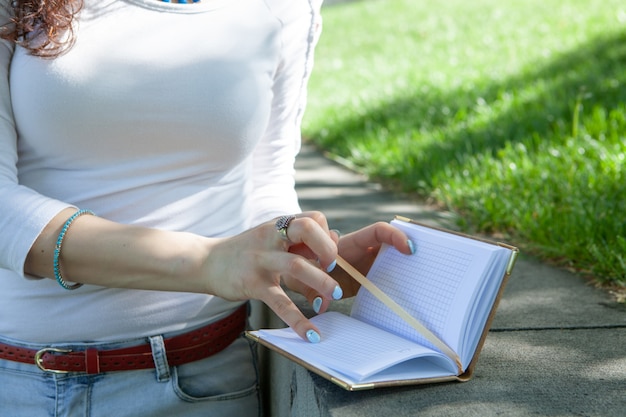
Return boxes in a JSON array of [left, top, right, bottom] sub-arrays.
[[246, 216, 519, 391]]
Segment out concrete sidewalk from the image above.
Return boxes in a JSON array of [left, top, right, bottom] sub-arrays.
[[262, 143, 626, 417]]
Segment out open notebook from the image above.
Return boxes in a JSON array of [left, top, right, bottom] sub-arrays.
[[247, 216, 518, 390]]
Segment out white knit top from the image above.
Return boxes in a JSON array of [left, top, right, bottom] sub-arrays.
[[0, 0, 321, 342]]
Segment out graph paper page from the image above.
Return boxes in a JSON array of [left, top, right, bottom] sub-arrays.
[[351, 219, 504, 364], [252, 312, 457, 381]]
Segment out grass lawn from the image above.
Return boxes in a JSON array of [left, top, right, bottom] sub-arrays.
[[302, 0, 626, 290]]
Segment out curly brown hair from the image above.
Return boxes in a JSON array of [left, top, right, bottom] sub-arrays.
[[1, 0, 83, 58]]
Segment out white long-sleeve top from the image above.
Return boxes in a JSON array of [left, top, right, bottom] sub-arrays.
[[0, 0, 322, 343]]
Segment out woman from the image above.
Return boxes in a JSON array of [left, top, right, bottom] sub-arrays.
[[0, 0, 414, 415]]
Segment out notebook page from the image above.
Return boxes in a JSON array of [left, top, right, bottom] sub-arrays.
[[461, 250, 510, 364], [253, 312, 455, 381], [351, 220, 501, 366]]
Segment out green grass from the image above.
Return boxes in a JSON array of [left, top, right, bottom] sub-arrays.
[[302, 0, 626, 287]]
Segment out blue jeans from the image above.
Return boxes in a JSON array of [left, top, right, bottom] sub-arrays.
[[0, 333, 260, 417]]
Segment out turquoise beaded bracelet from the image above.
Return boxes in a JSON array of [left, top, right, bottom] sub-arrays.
[[53, 209, 95, 290]]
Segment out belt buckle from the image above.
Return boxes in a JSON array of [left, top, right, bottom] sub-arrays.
[[34, 347, 72, 373]]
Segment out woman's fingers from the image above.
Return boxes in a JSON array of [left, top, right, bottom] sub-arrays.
[[278, 221, 414, 318], [362, 221, 415, 253], [258, 251, 341, 302], [255, 250, 341, 341], [339, 222, 415, 259], [282, 273, 332, 315], [259, 285, 322, 343], [208, 212, 344, 342], [255, 219, 415, 339], [277, 212, 337, 272]]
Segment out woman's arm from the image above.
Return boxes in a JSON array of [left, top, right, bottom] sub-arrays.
[[0, 2, 72, 277], [25, 208, 341, 341], [24, 207, 212, 293]]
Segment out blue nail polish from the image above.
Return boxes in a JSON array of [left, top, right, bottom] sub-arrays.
[[332, 285, 343, 300], [408, 239, 416, 255], [312, 297, 322, 314], [306, 329, 321, 343], [326, 259, 337, 273]]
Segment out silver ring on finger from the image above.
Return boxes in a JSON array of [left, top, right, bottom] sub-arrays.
[[275, 215, 296, 242]]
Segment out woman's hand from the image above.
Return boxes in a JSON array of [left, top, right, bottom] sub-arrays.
[[27, 209, 340, 344], [292, 221, 415, 315], [202, 211, 341, 343], [28, 208, 404, 345]]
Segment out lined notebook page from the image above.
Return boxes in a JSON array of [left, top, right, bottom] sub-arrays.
[[351, 220, 501, 361]]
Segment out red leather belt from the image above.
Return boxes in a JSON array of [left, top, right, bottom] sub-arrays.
[[0, 304, 247, 374]]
